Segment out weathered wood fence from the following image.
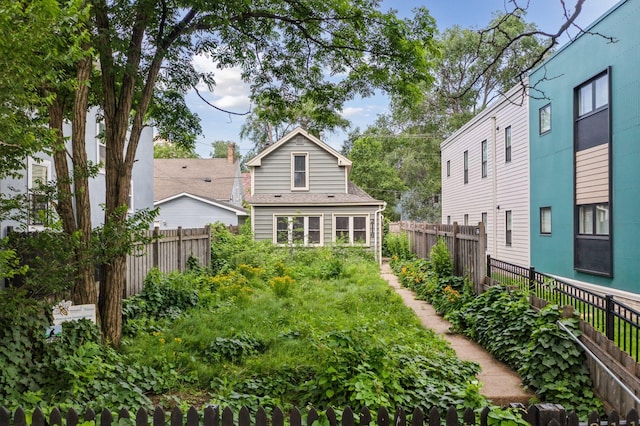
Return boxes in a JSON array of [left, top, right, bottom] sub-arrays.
[[126, 226, 211, 296], [2, 404, 638, 426], [389, 222, 487, 292]]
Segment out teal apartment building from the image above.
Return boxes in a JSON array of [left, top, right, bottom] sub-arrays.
[[529, 0, 640, 293]]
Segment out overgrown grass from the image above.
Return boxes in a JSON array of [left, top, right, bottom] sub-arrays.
[[121, 242, 485, 414]]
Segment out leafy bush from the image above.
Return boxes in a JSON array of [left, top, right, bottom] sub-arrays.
[[123, 268, 201, 322], [393, 242, 603, 417], [384, 232, 413, 261]]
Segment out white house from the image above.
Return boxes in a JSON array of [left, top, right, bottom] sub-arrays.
[[441, 83, 530, 267]]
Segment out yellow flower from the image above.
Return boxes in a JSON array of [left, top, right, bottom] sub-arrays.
[[174, 337, 182, 344], [159, 338, 166, 344]]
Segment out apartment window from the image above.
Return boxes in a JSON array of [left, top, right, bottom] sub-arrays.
[[578, 74, 608, 117], [540, 207, 551, 234], [27, 158, 51, 226], [96, 117, 106, 172], [481, 140, 487, 178], [574, 70, 611, 276], [578, 204, 609, 236], [463, 151, 468, 184], [539, 104, 551, 134], [505, 126, 512, 163], [505, 210, 512, 246], [446, 160, 450, 177], [334, 215, 368, 245], [291, 153, 309, 190], [275, 215, 322, 245], [464, 214, 469, 226]]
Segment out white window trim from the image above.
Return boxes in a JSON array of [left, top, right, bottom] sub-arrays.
[[332, 213, 370, 246], [128, 179, 134, 214], [27, 157, 52, 230], [272, 214, 324, 246], [96, 117, 106, 174], [27, 157, 51, 190], [291, 152, 309, 191]]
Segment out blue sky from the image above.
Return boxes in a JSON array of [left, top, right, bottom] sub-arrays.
[[185, 0, 620, 157]]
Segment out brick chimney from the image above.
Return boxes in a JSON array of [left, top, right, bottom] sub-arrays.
[[227, 143, 235, 165]]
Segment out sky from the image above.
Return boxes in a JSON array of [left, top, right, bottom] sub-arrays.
[[185, 0, 621, 157]]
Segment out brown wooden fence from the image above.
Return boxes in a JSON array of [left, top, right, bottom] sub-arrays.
[[389, 222, 487, 292], [1, 404, 637, 426], [126, 226, 211, 296]]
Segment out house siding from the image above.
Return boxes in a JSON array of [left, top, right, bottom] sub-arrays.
[[0, 106, 154, 237], [441, 85, 530, 267], [155, 196, 240, 229], [252, 205, 380, 246], [529, 0, 640, 292], [252, 135, 347, 194]]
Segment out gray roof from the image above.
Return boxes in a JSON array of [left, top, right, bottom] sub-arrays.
[[246, 181, 384, 206], [154, 158, 238, 202]]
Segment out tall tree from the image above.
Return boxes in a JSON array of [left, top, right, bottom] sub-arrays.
[[154, 141, 200, 159], [71, 0, 436, 346]]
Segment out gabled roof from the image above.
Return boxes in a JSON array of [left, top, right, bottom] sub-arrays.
[[154, 192, 248, 216], [246, 127, 352, 169], [154, 158, 239, 202], [246, 181, 383, 206]]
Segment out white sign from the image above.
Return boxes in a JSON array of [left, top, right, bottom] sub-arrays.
[[46, 300, 96, 337]]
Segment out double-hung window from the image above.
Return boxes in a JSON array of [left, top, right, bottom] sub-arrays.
[[505, 126, 512, 163], [291, 153, 309, 190], [334, 215, 368, 245], [481, 140, 487, 178], [463, 151, 469, 184], [27, 157, 51, 226], [275, 215, 321, 245], [505, 210, 512, 246]]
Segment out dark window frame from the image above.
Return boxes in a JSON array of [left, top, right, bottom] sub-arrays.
[[505, 126, 512, 163], [505, 210, 512, 246], [540, 206, 551, 235], [539, 104, 551, 135], [463, 150, 468, 184], [481, 140, 488, 178]]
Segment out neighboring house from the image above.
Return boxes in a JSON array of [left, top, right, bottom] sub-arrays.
[[0, 106, 154, 237], [441, 83, 530, 267], [153, 148, 247, 229], [529, 0, 640, 295], [245, 127, 386, 262]]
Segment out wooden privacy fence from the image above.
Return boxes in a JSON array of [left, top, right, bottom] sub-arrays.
[[2, 404, 638, 426], [126, 226, 211, 296], [390, 222, 487, 292]]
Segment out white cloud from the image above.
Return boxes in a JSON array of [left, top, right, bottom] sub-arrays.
[[191, 54, 252, 111], [341, 106, 366, 118]]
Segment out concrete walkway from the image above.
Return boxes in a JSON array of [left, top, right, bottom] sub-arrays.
[[380, 261, 534, 406]]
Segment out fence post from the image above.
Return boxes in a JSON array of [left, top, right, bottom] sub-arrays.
[[152, 226, 160, 268], [205, 225, 212, 269], [177, 226, 183, 272], [606, 294, 615, 340], [476, 222, 486, 294], [452, 222, 459, 276], [529, 266, 535, 291], [486, 255, 491, 279]]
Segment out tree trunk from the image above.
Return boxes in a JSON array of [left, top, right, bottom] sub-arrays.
[[70, 53, 98, 310], [99, 255, 126, 347]]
